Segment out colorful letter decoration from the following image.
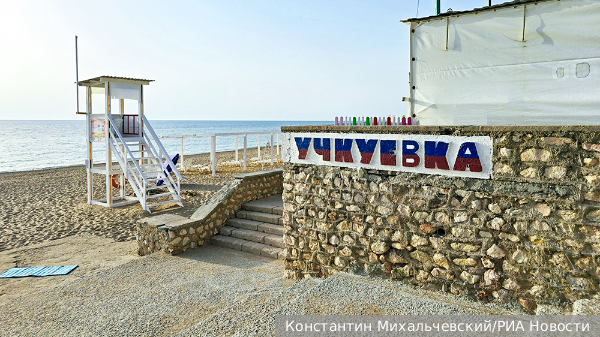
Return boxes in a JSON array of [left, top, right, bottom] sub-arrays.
[[402, 140, 420, 167], [356, 139, 378, 164], [424, 141, 450, 170], [313, 138, 331, 161], [453, 142, 482, 172], [380, 140, 397, 166], [294, 137, 312, 159], [335, 138, 354, 163]]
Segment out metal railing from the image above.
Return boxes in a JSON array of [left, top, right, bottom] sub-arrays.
[[106, 114, 148, 207], [142, 115, 182, 196], [159, 131, 281, 176]]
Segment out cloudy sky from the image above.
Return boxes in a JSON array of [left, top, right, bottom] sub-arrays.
[[0, 1, 489, 120]]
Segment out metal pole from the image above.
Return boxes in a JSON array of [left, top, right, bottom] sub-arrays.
[[277, 133, 280, 155], [257, 134, 261, 159], [75, 36, 79, 114], [488, 0, 492, 6], [270, 133, 274, 166], [235, 135, 239, 162], [243, 134, 247, 171], [211, 135, 216, 177], [435, 0, 441, 15], [180, 136, 184, 171]]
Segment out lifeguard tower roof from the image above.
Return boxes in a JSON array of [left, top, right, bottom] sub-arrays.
[[78, 76, 153, 87]]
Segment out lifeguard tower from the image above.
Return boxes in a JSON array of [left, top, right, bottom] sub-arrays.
[[77, 76, 182, 212]]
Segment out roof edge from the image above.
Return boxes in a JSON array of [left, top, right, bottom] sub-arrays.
[[401, 0, 555, 23], [78, 76, 154, 86]]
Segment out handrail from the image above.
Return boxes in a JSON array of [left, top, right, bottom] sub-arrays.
[[141, 137, 180, 195], [105, 125, 146, 210], [106, 114, 149, 185], [106, 130, 144, 195], [142, 115, 182, 181], [107, 140, 143, 189]]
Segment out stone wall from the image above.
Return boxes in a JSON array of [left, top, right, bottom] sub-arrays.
[[137, 169, 283, 255], [281, 125, 600, 310]]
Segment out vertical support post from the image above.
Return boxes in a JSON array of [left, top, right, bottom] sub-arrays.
[[235, 135, 239, 162], [270, 133, 274, 166], [435, 0, 441, 15], [75, 36, 79, 114], [445, 17, 449, 51], [210, 135, 216, 177], [139, 85, 144, 167], [86, 86, 93, 203], [257, 134, 261, 160], [180, 136, 184, 171], [105, 82, 112, 206], [522, 5, 527, 42], [277, 133, 280, 155], [120, 98, 125, 198], [409, 22, 416, 121], [243, 134, 247, 171]]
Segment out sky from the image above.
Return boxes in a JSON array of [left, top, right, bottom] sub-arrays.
[[0, 0, 492, 121]]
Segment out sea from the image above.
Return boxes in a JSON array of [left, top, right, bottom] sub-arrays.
[[0, 120, 326, 173]]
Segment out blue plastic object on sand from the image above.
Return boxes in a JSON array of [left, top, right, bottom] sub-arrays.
[[0, 265, 78, 278], [157, 153, 179, 186]]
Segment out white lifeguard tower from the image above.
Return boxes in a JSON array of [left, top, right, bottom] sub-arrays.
[[77, 76, 183, 212]]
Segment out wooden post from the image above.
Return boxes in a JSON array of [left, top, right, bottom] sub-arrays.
[[105, 82, 112, 206], [243, 134, 247, 171], [235, 135, 238, 162], [86, 86, 93, 204], [210, 135, 216, 177], [270, 133, 274, 166]]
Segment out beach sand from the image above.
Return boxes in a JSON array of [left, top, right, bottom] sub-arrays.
[[0, 148, 282, 253]]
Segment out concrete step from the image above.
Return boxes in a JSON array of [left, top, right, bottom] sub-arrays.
[[236, 210, 283, 225], [241, 194, 283, 215], [219, 227, 285, 249], [210, 235, 285, 260], [227, 218, 286, 236]]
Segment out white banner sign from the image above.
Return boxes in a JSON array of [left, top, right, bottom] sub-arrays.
[[282, 132, 493, 179]]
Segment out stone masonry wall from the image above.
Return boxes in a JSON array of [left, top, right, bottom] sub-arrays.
[[137, 169, 283, 255], [281, 125, 600, 310]]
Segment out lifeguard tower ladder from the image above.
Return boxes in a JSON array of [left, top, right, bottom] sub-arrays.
[[77, 76, 183, 212]]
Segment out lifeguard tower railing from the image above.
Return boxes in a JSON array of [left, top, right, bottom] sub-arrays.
[[159, 131, 281, 176], [104, 114, 182, 211]]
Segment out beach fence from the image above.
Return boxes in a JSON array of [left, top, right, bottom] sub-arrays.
[[159, 131, 281, 176]]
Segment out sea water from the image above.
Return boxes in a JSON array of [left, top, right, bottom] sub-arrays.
[[0, 120, 325, 173]]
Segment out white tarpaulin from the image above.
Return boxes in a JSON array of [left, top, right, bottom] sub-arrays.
[[410, 0, 600, 125]]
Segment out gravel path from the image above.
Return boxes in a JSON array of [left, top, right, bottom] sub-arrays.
[[234, 272, 526, 336], [0, 245, 284, 337], [0, 243, 527, 337]]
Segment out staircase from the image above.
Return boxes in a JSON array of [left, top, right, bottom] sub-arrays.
[[210, 195, 286, 260], [106, 114, 183, 212]]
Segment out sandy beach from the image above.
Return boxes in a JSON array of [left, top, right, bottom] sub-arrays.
[[0, 148, 282, 253]]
